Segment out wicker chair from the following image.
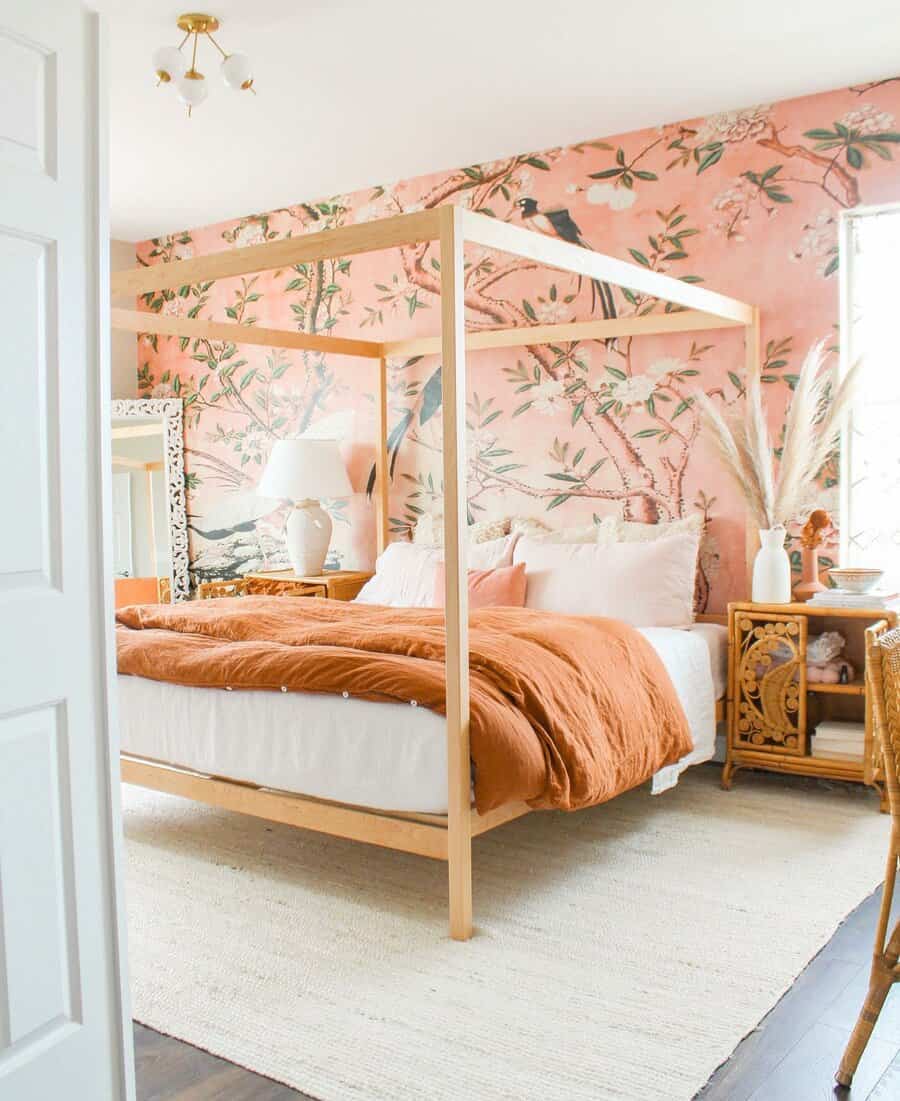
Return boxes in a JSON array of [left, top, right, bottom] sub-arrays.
[[836, 624, 900, 1087]]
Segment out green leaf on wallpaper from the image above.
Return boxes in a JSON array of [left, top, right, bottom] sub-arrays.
[[616, 148, 626, 165], [823, 253, 839, 277], [646, 395, 656, 416], [572, 400, 585, 425], [632, 428, 662, 439], [481, 410, 502, 426], [596, 399, 616, 414], [419, 367, 443, 426], [272, 362, 290, 378], [525, 157, 550, 170], [868, 132, 900, 142], [522, 299, 537, 321], [512, 401, 534, 418], [547, 494, 572, 510], [846, 145, 864, 169], [239, 368, 257, 391], [804, 128, 837, 141], [573, 447, 585, 466], [628, 249, 650, 267], [588, 168, 623, 180], [547, 473, 582, 483], [663, 251, 687, 261], [605, 365, 627, 380], [728, 371, 743, 390], [633, 170, 658, 181], [493, 464, 525, 474], [671, 399, 692, 420], [696, 143, 724, 173]]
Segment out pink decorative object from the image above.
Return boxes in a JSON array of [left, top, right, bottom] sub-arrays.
[[807, 660, 855, 684], [794, 509, 831, 602]]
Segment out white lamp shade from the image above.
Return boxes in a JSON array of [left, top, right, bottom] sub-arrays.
[[176, 73, 208, 107], [221, 52, 253, 90], [258, 438, 352, 501], [152, 45, 187, 81]]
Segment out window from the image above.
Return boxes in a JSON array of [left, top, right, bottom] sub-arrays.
[[840, 204, 900, 591]]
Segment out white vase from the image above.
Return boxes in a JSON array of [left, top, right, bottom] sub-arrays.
[[752, 525, 792, 604], [284, 499, 332, 575]]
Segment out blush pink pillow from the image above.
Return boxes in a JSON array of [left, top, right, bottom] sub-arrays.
[[433, 562, 527, 610]]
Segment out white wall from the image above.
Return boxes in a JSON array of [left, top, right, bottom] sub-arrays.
[[110, 238, 137, 398]]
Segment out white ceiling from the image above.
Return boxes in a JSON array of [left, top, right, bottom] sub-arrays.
[[103, 0, 900, 242]]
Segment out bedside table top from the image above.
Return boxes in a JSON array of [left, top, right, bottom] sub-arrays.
[[246, 569, 373, 584], [729, 600, 898, 622]]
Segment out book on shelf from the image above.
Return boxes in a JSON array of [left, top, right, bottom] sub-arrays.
[[807, 588, 898, 609], [811, 720, 865, 760], [811, 746, 865, 761]]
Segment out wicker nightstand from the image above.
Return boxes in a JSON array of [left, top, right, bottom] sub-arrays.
[[243, 569, 372, 601], [197, 570, 373, 602], [724, 600, 898, 808]]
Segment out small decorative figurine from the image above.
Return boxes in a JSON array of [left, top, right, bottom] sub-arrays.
[[793, 508, 831, 602]]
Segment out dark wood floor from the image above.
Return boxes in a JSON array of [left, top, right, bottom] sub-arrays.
[[134, 883, 900, 1101]]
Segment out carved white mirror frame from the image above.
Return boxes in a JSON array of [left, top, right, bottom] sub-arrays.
[[111, 398, 190, 601]]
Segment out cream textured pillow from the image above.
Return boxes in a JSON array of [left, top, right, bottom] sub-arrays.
[[595, 513, 704, 544], [413, 514, 512, 546], [355, 535, 518, 607], [513, 532, 700, 627]]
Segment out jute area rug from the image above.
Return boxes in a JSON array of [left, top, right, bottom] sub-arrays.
[[124, 767, 888, 1101]]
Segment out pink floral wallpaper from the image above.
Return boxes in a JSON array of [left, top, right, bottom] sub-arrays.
[[136, 78, 900, 610]]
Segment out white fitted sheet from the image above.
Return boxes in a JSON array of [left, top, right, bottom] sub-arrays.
[[117, 624, 723, 814]]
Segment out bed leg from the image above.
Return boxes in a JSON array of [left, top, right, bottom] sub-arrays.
[[448, 822, 472, 941]]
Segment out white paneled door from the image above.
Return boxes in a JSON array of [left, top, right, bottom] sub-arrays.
[[0, 2, 134, 1100]]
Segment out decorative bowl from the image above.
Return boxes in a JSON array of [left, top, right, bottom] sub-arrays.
[[827, 567, 884, 594]]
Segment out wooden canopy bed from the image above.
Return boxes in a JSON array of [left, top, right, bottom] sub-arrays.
[[111, 206, 756, 940]]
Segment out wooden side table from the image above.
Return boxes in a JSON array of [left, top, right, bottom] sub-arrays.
[[244, 569, 373, 602], [724, 600, 898, 808]]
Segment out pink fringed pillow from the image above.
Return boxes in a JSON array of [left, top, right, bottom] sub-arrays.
[[433, 562, 527, 610]]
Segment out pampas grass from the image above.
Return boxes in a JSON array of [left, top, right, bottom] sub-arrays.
[[695, 341, 861, 530]]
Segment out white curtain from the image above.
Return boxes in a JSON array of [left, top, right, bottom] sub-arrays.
[[843, 207, 900, 592]]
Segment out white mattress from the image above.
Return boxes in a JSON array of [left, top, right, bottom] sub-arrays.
[[117, 624, 724, 814]]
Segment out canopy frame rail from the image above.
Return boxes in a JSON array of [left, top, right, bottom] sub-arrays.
[[113, 204, 757, 941]]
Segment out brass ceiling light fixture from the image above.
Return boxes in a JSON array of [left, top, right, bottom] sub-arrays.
[[152, 13, 255, 116]]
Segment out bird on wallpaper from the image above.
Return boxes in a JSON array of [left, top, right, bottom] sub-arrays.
[[514, 197, 617, 320], [187, 518, 260, 541]]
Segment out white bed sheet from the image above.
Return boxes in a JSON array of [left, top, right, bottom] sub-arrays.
[[117, 624, 723, 814]]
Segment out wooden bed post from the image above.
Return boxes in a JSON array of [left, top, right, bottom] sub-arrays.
[[439, 205, 473, 941], [376, 355, 389, 556]]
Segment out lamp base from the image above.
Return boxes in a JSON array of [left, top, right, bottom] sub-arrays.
[[284, 499, 332, 575]]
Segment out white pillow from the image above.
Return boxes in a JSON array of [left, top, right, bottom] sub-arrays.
[[355, 535, 518, 607], [513, 532, 699, 627]]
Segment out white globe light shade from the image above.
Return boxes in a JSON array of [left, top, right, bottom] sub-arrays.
[[152, 45, 187, 82], [176, 73, 208, 108], [221, 52, 253, 90]]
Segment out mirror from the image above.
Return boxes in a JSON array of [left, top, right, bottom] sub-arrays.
[[111, 399, 189, 603]]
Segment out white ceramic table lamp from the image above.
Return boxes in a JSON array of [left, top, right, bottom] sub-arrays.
[[257, 438, 352, 574]]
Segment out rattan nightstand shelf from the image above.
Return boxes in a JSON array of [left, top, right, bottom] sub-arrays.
[[723, 601, 898, 809]]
